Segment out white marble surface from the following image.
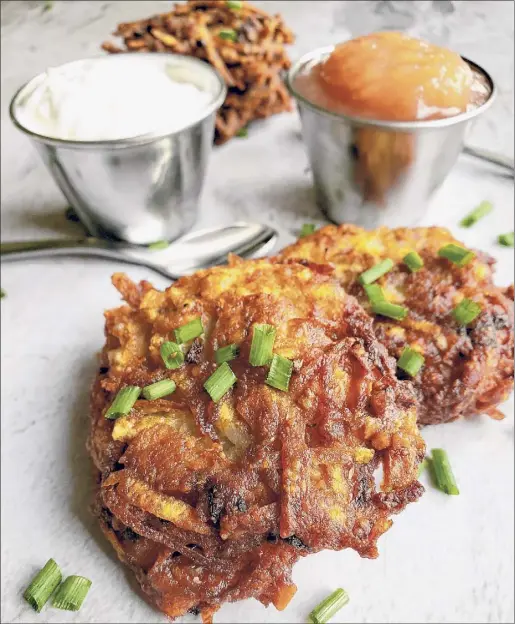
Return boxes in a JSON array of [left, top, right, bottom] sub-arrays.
[[1, 2, 514, 623]]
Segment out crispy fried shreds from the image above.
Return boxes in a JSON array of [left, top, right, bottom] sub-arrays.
[[89, 257, 425, 621], [280, 224, 515, 425], [101, 0, 294, 144]]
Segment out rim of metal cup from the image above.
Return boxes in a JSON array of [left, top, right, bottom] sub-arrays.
[[286, 44, 496, 131], [9, 53, 227, 149]]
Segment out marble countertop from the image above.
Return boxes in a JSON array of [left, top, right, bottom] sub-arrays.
[[1, 2, 514, 623]]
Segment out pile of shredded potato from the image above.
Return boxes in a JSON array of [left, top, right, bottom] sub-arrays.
[[102, 0, 294, 143]]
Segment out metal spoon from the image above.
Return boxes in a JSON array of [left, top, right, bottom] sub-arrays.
[[463, 144, 514, 175], [0, 223, 278, 279]]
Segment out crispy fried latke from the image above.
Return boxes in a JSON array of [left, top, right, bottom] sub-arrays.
[[89, 257, 425, 622], [101, 0, 294, 144], [280, 225, 515, 425]]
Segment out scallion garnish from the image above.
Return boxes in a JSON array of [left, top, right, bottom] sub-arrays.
[[309, 588, 349, 624], [204, 362, 237, 402], [147, 240, 169, 250], [226, 0, 242, 8], [174, 317, 204, 344], [438, 243, 475, 267], [397, 347, 424, 377], [105, 386, 141, 420], [371, 300, 408, 321], [460, 200, 493, 227], [215, 343, 239, 364], [403, 251, 424, 272], [266, 354, 294, 392], [142, 379, 176, 401], [236, 127, 248, 138], [498, 232, 514, 247], [249, 324, 276, 366], [52, 575, 92, 611], [299, 223, 316, 238], [363, 283, 385, 304], [23, 558, 62, 612], [430, 449, 459, 495], [452, 298, 481, 326], [0, 288, 6, 299], [160, 341, 184, 369], [358, 258, 394, 285], [218, 28, 238, 41], [418, 458, 429, 477]]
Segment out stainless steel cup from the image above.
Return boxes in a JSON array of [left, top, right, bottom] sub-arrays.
[[287, 46, 496, 228], [10, 54, 226, 244]]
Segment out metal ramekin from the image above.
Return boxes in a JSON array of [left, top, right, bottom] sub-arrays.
[[286, 45, 496, 228], [10, 54, 227, 244]]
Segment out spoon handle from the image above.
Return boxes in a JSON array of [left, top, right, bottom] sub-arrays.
[[463, 145, 514, 174], [0, 238, 123, 261]]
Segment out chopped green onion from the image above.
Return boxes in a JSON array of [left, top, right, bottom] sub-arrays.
[[460, 200, 493, 227], [403, 251, 424, 272], [397, 347, 425, 377], [23, 558, 62, 612], [52, 575, 92, 611], [498, 232, 514, 247], [266, 354, 294, 392], [438, 243, 475, 267], [215, 343, 239, 364], [218, 28, 238, 41], [174, 317, 204, 344], [452, 298, 481, 326], [430, 449, 459, 495], [64, 206, 80, 222], [43, 0, 54, 12], [358, 258, 394, 285], [418, 458, 429, 477], [236, 127, 248, 137], [363, 283, 385, 304], [226, 0, 242, 8], [142, 379, 176, 401], [0, 288, 6, 299], [249, 324, 276, 366], [204, 362, 237, 402], [299, 223, 316, 238], [105, 386, 141, 420], [160, 341, 184, 369], [372, 300, 408, 321], [309, 588, 349, 624], [148, 240, 169, 250]]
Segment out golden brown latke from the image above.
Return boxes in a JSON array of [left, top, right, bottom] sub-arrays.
[[89, 257, 425, 622], [281, 225, 514, 425]]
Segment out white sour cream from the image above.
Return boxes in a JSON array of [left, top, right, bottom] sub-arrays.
[[16, 58, 213, 141]]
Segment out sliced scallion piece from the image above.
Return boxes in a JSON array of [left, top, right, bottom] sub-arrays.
[[215, 343, 239, 364], [23, 558, 62, 612], [372, 300, 408, 321], [174, 317, 203, 344], [218, 28, 238, 41], [204, 362, 237, 402], [460, 200, 493, 227], [147, 240, 169, 250], [52, 575, 92, 611], [142, 379, 176, 401], [266, 354, 294, 392], [363, 283, 385, 304], [452, 298, 481, 326], [397, 347, 425, 377], [299, 223, 316, 238], [403, 251, 424, 272], [418, 458, 429, 477], [438, 243, 475, 267], [249, 324, 276, 366], [226, 0, 242, 8], [498, 232, 514, 247], [309, 588, 349, 624], [0, 288, 6, 299], [236, 127, 248, 137], [430, 448, 459, 495], [358, 258, 394, 285], [105, 386, 141, 420], [161, 341, 184, 369]]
